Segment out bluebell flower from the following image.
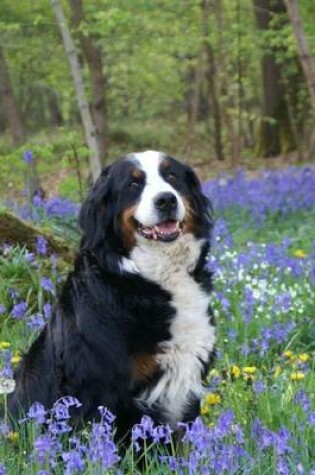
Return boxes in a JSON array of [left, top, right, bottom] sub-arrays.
[[26, 402, 47, 424], [43, 303, 52, 319], [25, 250, 35, 263], [24, 150, 33, 164], [0, 350, 13, 378], [295, 390, 311, 412], [253, 380, 265, 395], [62, 450, 85, 475], [40, 277, 54, 294], [308, 412, 315, 426], [33, 434, 61, 466], [27, 313, 45, 331], [36, 236, 48, 255], [11, 301, 27, 319]]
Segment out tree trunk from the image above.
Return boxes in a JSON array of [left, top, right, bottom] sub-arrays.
[[0, 44, 25, 146], [182, 48, 204, 157], [70, 0, 108, 166], [254, 0, 296, 158], [47, 88, 64, 127], [285, 0, 315, 155], [284, 0, 315, 114], [51, 0, 102, 182], [202, 0, 224, 161]]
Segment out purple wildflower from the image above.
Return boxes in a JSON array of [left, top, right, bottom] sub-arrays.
[[88, 422, 120, 469], [43, 303, 52, 319], [214, 409, 234, 438], [98, 406, 115, 424], [55, 396, 82, 409], [0, 423, 9, 436], [33, 434, 60, 465], [8, 288, 19, 299], [24, 150, 33, 164], [308, 412, 315, 426], [0, 464, 6, 475], [252, 419, 274, 450], [0, 350, 13, 378], [47, 420, 72, 436], [36, 236, 48, 255], [295, 390, 311, 412], [63, 450, 85, 475], [274, 427, 292, 456], [277, 456, 290, 475], [40, 277, 54, 294], [25, 250, 35, 263], [26, 402, 47, 424], [11, 300, 27, 319], [253, 380, 265, 395], [27, 313, 45, 331], [0, 305, 6, 314]]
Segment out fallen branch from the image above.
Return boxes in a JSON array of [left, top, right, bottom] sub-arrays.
[[0, 209, 75, 262]]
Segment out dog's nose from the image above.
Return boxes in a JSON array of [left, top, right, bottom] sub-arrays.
[[154, 192, 178, 213]]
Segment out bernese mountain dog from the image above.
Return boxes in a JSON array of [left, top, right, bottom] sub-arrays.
[[8, 150, 215, 439]]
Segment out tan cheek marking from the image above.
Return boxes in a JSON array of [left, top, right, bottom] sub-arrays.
[[120, 205, 137, 250], [132, 353, 159, 382], [182, 197, 197, 234]]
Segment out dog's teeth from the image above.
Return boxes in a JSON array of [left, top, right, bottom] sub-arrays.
[[153, 233, 158, 240]]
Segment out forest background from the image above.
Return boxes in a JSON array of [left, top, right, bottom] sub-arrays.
[[1, 0, 315, 199]]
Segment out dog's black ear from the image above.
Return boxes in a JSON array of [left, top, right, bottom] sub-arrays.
[[185, 165, 214, 236], [79, 166, 112, 250]]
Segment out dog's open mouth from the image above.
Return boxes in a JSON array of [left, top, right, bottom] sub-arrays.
[[137, 220, 184, 242]]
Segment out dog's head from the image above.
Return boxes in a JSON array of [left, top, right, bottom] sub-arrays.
[[79, 151, 213, 257]]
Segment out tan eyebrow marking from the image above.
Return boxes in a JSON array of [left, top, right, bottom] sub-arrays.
[[160, 160, 171, 170], [131, 168, 145, 180]]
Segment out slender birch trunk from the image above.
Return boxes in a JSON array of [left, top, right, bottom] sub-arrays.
[[70, 0, 108, 166], [51, 0, 101, 182]]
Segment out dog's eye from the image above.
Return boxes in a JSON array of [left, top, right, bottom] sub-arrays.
[[167, 172, 177, 182], [129, 180, 141, 190]]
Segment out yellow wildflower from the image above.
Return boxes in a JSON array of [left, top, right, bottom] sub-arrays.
[[283, 350, 294, 359], [274, 365, 282, 377], [205, 393, 221, 405], [290, 372, 305, 381], [294, 249, 306, 258], [200, 404, 210, 416], [7, 432, 19, 443], [297, 353, 309, 363], [242, 366, 257, 374], [0, 341, 11, 350], [11, 353, 21, 365], [231, 365, 241, 378]]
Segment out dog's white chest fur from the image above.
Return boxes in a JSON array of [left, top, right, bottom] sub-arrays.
[[129, 234, 215, 425]]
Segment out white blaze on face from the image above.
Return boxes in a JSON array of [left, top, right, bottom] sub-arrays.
[[133, 151, 185, 227]]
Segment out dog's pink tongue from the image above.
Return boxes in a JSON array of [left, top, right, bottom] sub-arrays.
[[156, 221, 178, 234]]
